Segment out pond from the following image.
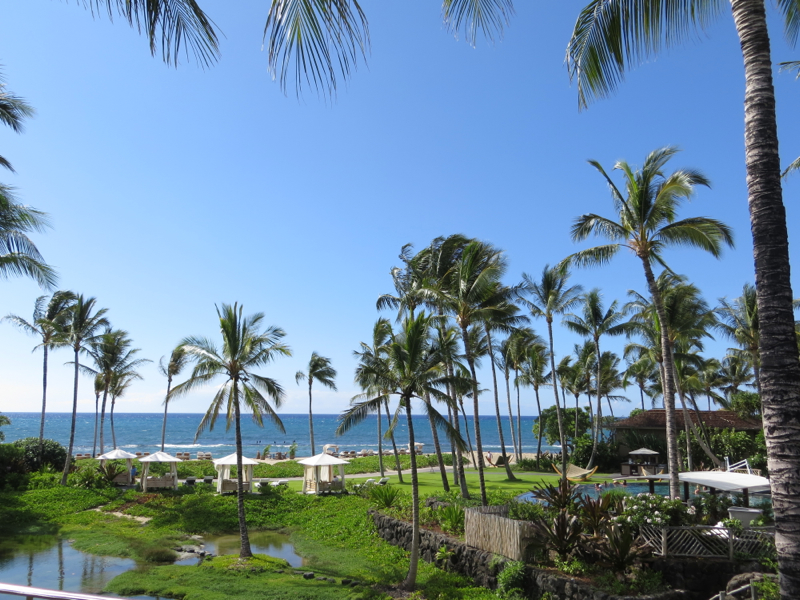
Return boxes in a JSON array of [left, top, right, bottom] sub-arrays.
[[0, 531, 304, 600]]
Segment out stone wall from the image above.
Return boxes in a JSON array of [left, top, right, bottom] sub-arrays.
[[369, 510, 693, 600]]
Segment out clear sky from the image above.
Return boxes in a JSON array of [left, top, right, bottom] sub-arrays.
[[1, 2, 798, 419]]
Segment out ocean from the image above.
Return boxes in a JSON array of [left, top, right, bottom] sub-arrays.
[[1, 412, 558, 458]]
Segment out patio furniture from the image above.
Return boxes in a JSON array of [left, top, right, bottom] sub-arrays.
[[552, 463, 599, 482], [203, 476, 214, 485], [185, 477, 196, 486], [213, 453, 258, 493], [298, 453, 348, 494], [270, 479, 289, 487], [138, 451, 181, 492], [377, 477, 390, 486]]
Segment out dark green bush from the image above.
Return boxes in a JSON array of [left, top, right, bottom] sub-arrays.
[[508, 499, 546, 522], [496, 561, 526, 598], [12, 438, 68, 472], [570, 434, 619, 472], [368, 485, 403, 510]]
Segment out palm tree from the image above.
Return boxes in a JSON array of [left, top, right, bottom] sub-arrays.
[[0, 69, 34, 172], [55, 295, 109, 484], [296, 352, 337, 456], [436, 240, 508, 505], [694, 357, 726, 411], [517, 265, 583, 483], [337, 312, 463, 591], [563, 147, 733, 497], [623, 356, 659, 411], [717, 284, 761, 394], [719, 354, 755, 399], [170, 303, 291, 559], [503, 327, 544, 457], [0, 184, 57, 289], [516, 342, 550, 468], [159, 346, 189, 452], [353, 318, 404, 483], [563, 289, 632, 467], [567, 5, 800, 590], [108, 359, 148, 449], [92, 373, 103, 456], [3, 291, 75, 464]]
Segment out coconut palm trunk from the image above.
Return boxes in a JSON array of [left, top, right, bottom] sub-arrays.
[[640, 258, 680, 497], [447, 366, 470, 498], [377, 402, 384, 477], [39, 345, 49, 466], [92, 389, 99, 457], [160, 376, 173, 452], [402, 397, 421, 590], [672, 362, 721, 468], [485, 328, 516, 480], [460, 325, 489, 505], [730, 2, 800, 594], [588, 339, 602, 468], [110, 397, 118, 449], [546, 319, 568, 484], [386, 399, 404, 483], [459, 398, 474, 459], [515, 370, 523, 457], [426, 393, 450, 491], [99, 389, 109, 454], [61, 347, 80, 485], [233, 381, 252, 558], [504, 367, 519, 462], [534, 384, 543, 468], [308, 380, 316, 456]]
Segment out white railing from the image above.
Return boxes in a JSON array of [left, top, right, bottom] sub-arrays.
[[639, 525, 774, 560], [0, 582, 131, 600]]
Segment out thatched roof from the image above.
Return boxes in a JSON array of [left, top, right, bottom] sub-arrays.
[[612, 409, 761, 431]]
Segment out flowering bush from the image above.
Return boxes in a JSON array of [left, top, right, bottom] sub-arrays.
[[614, 493, 689, 528]]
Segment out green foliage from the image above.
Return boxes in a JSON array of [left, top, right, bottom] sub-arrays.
[[615, 493, 689, 528], [553, 556, 588, 576], [0, 413, 9, 441], [730, 391, 762, 420], [534, 406, 591, 447], [437, 504, 465, 536], [368, 485, 403, 510], [619, 430, 667, 458], [627, 408, 644, 419], [12, 437, 68, 471], [507, 500, 546, 522], [71, 465, 109, 489], [753, 576, 780, 600], [97, 462, 126, 484], [577, 494, 612, 536], [0, 443, 28, 489], [529, 510, 583, 559], [512, 456, 556, 473], [595, 568, 665, 595], [528, 480, 580, 511], [593, 524, 645, 571], [678, 427, 766, 472], [496, 561, 526, 598], [570, 434, 619, 472], [690, 493, 734, 525]]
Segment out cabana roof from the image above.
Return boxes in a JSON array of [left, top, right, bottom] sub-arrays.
[[298, 453, 349, 466], [213, 452, 260, 466], [629, 448, 659, 456], [678, 471, 770, 493], [139, 451, 181, 463], [97, 448, 137, 460]]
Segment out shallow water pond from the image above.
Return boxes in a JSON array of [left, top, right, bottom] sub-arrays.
[[198, 531, 305, 568], [0, 535, 139, 599], [0, 531, 303, 600]]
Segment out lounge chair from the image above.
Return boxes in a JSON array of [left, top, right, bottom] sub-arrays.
[[552, 463, 599, 482], [270, 479, 289, 487], [377, 477, 390, 486], [495, 455, 507, 467], [203, 476, 214, 485], [184, 477, 196, 486]]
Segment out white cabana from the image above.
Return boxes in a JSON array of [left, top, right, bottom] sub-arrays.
[[298, 452, 348, 494], [322, 444, 339, 456], [678, 471, 770, 493], [213, 453, 259, 493], [139, 451, 180, 491], [97, 448, 137, 485], [407, 442, 424, 454]]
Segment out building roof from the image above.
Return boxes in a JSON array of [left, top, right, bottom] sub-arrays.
[[612, 409, 762, 431]]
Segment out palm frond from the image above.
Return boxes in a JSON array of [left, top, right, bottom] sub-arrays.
[[561, 244, 621, 269], [442, 0, 514, 46]]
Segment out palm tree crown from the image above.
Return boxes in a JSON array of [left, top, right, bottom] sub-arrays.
[[296, 351, 337, 456]]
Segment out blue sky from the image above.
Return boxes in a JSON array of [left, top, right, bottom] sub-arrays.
[[1, 1, 798, 419]]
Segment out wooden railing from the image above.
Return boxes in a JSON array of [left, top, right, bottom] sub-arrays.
[[0, 582, 130, 600], [639, 525, 774, 559]]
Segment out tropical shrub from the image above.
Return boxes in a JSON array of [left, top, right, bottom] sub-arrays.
[[534, 406, 591, 449], [570, 434, 619, 472], [690, 493, 734, 525], [12, 437, 68, 471], [496, 561, 526, 599], [528, 480, 580, 511], [437, 504, 465, 536], [97, 462, 126, 484], [0, 444, 28, 489], [71, 465, 107, 489], [529, 510, 583, 560], [0, 413, 9, 441], [507, 499, 546, 522], [578, 494, 612, 537], [614, 493, 689, 529], [368, 484, 403, 510], [512, 456, 556, 473], [593, 524, 647, 571]]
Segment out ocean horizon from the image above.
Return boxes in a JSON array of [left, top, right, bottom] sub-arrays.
[[2, 412, 559, 458]]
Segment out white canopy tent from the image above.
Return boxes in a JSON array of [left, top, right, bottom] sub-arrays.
[[139, 451, 180, 491], [678, 471, 770, 493], [97, 448, 137, 485], [629, 448, 660, 456], [298, 453, 348, 494], [213, 453, 259, 493], [322, 444, 339, 455]]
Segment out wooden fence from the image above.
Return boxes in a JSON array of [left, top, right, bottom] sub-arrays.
[[639, 525, 774, 559], [464, 506, 536, 561]]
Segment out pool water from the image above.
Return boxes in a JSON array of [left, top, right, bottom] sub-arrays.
[[517, 481, 703, 503], [0, 531, 304, 600]]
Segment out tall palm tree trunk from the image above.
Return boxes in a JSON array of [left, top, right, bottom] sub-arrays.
[[546, 320, 568, 484], [460, 326, 488, 505], [515, 370, 523, 457], [426, 394, 450, 491], [640, 258, 681, 497], [534, 385, 543, 468], [386, 399, 404, 483], [446, 365, 470, 498], [588, 339, 602, 468], [99, 388, 109, 455], [504, 369, 519, 463], [377, 402, 384, 477], [110, 397, 118, 449], [485, 328, 516, 480], [308, 381, 315, 456], [640, 386, 646, 411], [402, 397, 421, 590], [731, 5, 800, 591], [61, 347, 80, 485], [606, 396, 614, 419], [39, 345, 48, 467], [459, 398, 474, 459], [232, 384, 253, 558], [161, 377, 172, 452], [673, 365, 722, 468], [92, 391, 99, 458]]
